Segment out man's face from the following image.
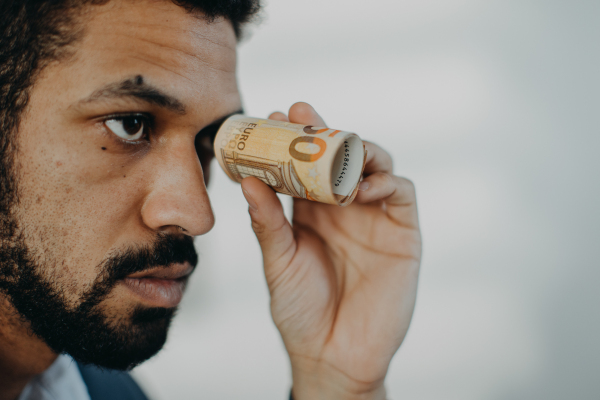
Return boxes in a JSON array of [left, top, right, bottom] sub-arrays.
[[1, 0, 241, 369]]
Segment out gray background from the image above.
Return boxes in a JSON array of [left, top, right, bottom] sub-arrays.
[[133, 0, 600, 398]]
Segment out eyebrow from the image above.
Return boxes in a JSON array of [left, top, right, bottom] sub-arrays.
[[78, 75, 186, 114]]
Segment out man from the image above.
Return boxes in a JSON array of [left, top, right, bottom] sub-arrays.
[[0, 0, 422, 399]]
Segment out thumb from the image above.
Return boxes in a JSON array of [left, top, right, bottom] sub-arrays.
[[241, 177, 296, 280]]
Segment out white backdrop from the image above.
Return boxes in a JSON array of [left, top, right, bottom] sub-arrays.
[[133, 1, 600, 399]]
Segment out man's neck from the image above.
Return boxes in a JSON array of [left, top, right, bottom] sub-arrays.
[[0, 296, 57, 400]]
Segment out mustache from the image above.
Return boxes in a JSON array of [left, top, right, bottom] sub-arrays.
[[78, 233, 198, 309], [105, 233, 198, 281]]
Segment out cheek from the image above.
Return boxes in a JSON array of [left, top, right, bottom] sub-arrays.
[[14, 137, 148, 296]]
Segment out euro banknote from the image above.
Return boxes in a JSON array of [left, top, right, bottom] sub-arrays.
[[213, 115, 366, 206]]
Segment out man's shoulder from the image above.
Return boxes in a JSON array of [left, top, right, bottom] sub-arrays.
[[77, 363, 149, 400]]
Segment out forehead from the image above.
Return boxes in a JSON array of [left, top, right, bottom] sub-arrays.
[[63, 0, 239, 113]]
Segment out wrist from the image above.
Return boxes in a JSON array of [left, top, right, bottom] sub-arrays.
[[290, 357, 387, 400]]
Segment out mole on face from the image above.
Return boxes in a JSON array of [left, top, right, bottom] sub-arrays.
[[101, 147, 106, 150], [135, 75, 143, 85]]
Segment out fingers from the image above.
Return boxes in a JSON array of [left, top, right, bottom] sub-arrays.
[[269, 106, 392, 177], [356, 173, 415, 205], [358, 142, 413, 226], [288, 102, 327, 127], [355, 172, 419, 229], [268, 105, 410, 226], [269, 111, 289, 122], [241, 177, 297, 273], [269, 102, 327, 127], [363, 141, 394, 175]]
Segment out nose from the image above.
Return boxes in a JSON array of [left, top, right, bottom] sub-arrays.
[[141, 137, 215, 237]]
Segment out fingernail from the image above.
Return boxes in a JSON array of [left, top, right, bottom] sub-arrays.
[[358, 181, 370, 191], [242, 189, 258, 211]]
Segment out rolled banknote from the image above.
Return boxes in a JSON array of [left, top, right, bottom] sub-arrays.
[[213, 115, 367, 206]]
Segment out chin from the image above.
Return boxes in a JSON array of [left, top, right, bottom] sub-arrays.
[[68, 306, 177, 371]]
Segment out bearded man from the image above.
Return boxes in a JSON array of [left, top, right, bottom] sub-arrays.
[[0, 1, 422, 399]]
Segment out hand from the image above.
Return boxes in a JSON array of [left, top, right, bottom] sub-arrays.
[[241, 102, 422, 400]]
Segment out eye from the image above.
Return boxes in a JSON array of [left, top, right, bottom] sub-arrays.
[[105, 115, 147, 141]]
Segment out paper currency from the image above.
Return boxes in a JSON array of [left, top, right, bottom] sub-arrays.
[[213, 115, 367, 206]]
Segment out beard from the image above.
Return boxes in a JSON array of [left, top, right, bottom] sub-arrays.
[[0, 223, 198, 371]]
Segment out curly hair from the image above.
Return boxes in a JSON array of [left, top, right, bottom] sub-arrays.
[[0, 0, 260, 237]]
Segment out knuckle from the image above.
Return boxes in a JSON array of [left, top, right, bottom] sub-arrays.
[[394, 176, 417, 202], [251, 220, 267, 236], [377, 171, 395, 185], [251, 216, 289, 239], [396, 175, 414, 187]]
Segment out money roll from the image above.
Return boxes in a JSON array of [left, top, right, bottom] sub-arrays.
[[213, 115, 367, 206]]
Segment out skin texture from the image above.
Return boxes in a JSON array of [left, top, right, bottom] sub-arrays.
[[0, 1, 239, 399], [242, 104, 421, 400], [0, 1, 421, 399]]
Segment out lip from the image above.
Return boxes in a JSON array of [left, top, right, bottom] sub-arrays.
[[126, 263, 193, 280], [121, 263, 193, 308]]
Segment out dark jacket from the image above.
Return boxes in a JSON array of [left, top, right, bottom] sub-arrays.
[[77, 363, 149, 400]]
